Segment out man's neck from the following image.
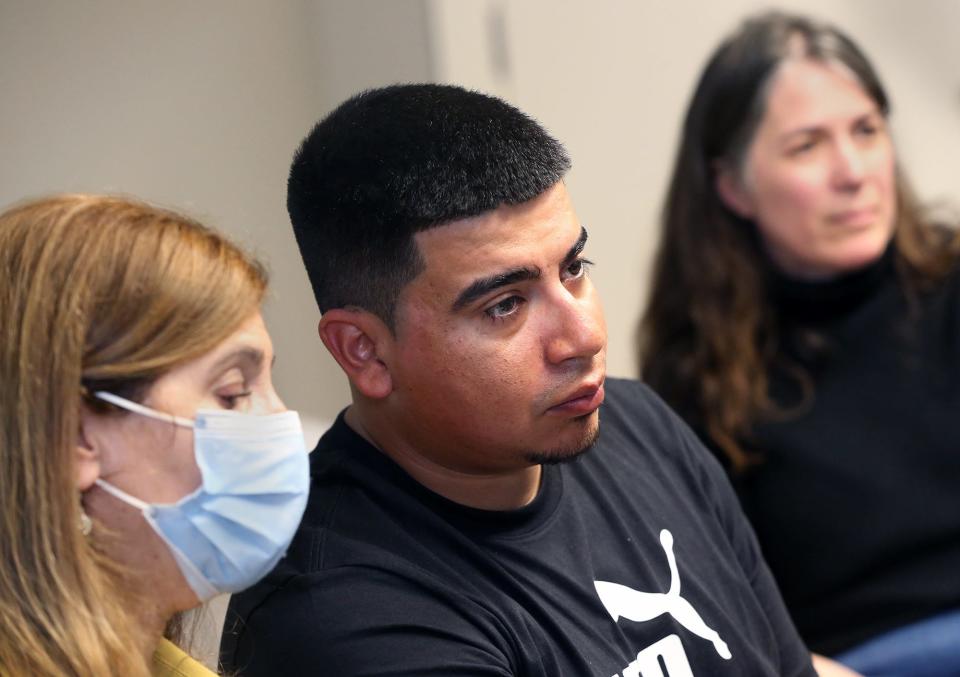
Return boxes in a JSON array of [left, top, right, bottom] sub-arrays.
[[344, 406, 542, 511]]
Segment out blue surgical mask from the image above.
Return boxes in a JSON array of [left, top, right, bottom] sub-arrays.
[[92, 391, 309, 601]]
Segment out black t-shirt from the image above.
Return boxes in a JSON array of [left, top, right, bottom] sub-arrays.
[[221, 379, 814, 676]]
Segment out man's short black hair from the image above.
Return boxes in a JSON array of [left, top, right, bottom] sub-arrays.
[[287, 83, 571, 327]]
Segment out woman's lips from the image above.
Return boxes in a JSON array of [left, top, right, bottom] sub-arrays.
[[829, 206, 878, 228]]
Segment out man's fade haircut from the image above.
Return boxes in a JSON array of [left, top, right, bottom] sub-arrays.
[[287, 83, 571, 328]]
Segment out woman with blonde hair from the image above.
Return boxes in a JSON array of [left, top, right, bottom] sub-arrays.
[[0, 194, 309, 676], [640, 10, 960, 676]]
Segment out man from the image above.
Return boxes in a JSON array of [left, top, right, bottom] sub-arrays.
[[220, 84, 816, 676]]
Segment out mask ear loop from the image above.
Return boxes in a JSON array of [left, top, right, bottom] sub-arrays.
[[93, 391, 194, 429], [95, 478, 154, 513]]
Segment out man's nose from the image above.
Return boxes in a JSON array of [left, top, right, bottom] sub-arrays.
[[544, 288, 605, 366]]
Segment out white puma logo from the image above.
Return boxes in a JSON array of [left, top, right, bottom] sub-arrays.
[[595, 529, 732, 660]]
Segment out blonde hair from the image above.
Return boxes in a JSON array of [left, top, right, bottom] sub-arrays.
[[0, 195, 267, 676]]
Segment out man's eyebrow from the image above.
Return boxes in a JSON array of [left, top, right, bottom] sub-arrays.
[[451, 267, 541, 312], [563, 226, 588, 265], [450, 226, 588, 312]]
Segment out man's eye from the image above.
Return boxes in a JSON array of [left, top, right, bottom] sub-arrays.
[[563, 258, 593, 280], [484, 296, 524, 322]]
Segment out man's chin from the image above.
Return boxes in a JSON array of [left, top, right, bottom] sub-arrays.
[[524, 420, 600, 466]]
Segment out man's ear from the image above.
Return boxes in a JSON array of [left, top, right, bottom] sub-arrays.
[[714, 162, 755, 219], [74, 409, 101, 491], [319, 309, 394, 399]]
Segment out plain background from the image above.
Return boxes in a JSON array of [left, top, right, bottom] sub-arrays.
[[3, 0, 958, 666]]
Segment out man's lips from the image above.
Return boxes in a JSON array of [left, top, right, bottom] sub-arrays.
[[547, 380, 605, 416]]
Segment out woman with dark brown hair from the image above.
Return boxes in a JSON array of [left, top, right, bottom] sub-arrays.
[[0, 194, 309, 676], [640, 11, 960, 676]]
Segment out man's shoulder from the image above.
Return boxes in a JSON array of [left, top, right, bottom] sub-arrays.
[[582, 377, 726, 502], [601, 377, 674, 418], [595, 377, 689, 450], [220, 529, 511, 675], [279, 417, 485, 579], [602, 376, 649, 399]]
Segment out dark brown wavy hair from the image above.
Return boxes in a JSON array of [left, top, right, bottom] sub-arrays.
[[639, 11, 958, 471]]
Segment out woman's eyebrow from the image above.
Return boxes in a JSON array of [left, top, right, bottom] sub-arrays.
[[209, 347, 266, 374]]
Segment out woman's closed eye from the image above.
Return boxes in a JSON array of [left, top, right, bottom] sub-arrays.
[[218, 391, 251, 409], [215, 376, 252, 409]]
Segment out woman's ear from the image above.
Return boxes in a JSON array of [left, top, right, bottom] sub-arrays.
[[714, 162, 755, 219], [318, 309, 394, 400], [74, 409, 101, 491]]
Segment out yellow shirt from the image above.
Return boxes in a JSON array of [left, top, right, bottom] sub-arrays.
[[152, 638, 217, 677]]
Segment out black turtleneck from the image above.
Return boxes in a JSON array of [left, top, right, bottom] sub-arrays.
[[736, 247, 960, 655]]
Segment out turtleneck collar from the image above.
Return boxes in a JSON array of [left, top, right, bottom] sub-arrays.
[[768, 243, 896, 322]]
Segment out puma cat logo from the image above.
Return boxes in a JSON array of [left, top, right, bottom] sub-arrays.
[[595, 529, 732, 660]]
